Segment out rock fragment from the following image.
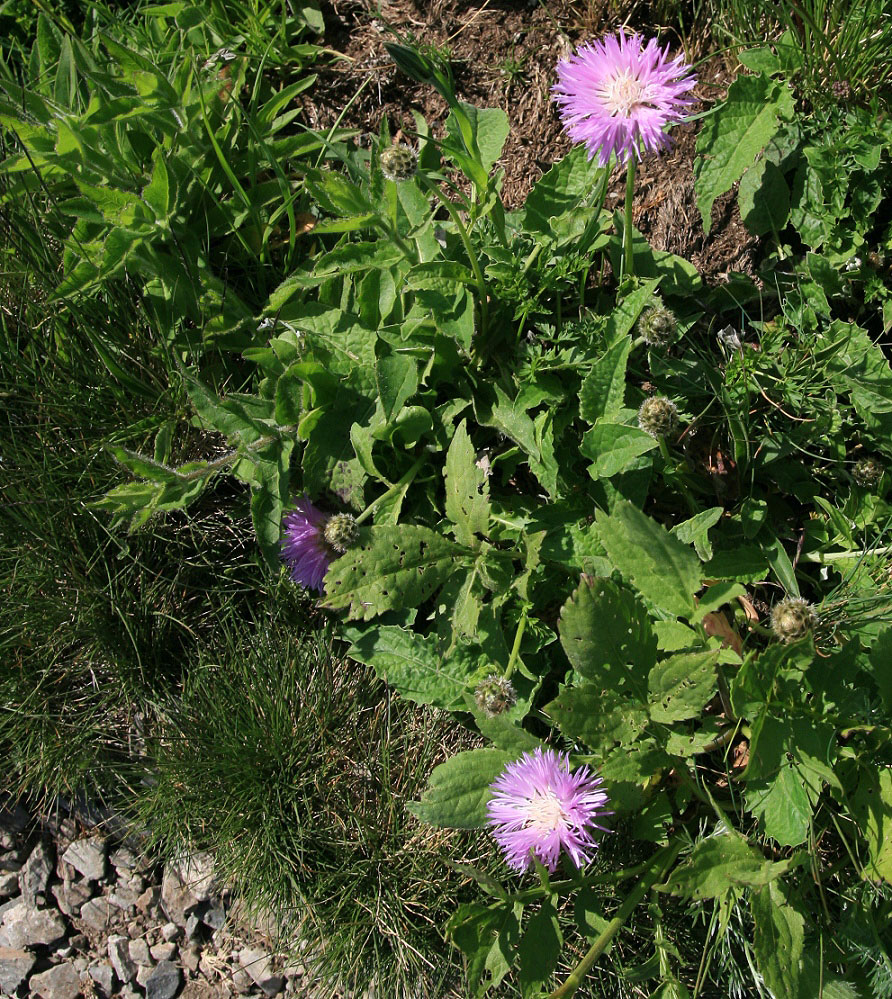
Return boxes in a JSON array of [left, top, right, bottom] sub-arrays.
[[61, 837, 106, 882], [19, 840, 53, 904], [108, 932, 137, 983], [29, 962, 82, 999], [0, 901, 66, 948], [145, 959, 182, 999], [0, 945, 36, 994], [239, 946, 285, 997], [0, 872, 19, 898], [80, 896, 116, 933], [88, 959, 115, 995]]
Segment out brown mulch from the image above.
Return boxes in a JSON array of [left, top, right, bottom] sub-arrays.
[[305, 0, 760, 281]]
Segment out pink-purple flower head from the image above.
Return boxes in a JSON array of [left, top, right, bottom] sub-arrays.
[[281, 498, 358, 593], [487, 748, 611, 874], [553, 31, 696, 166]]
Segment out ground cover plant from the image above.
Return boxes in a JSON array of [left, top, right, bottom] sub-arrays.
[[4, 0, 892, 996]]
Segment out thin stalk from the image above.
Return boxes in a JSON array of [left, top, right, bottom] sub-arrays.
[[504, 604, 529, 680], [419, 177, 490, 341], [355, 457, 425, 526], [622, 159, 637, 279], [548, 839, 684, 999], [578, 167, 612, 317]]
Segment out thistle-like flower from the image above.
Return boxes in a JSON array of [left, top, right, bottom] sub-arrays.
[[487, 748, 610, 873], [638, 396, 679, 438], [323, 513, 359, 553], [281, 498, 339, 593], [852, 457, 883, 489], [379, 144, 417, 182], [770, 597, 818, 644], [552, 31, 696, 166], [474, 674, 517, 717], [638, 303, 677, 347]]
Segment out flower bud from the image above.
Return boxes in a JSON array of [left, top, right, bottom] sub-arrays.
[[323, 513, 359, 553], [770, 597, 817, 644], [474, 674, 517, 717], [638, 396, 678, 439], [379, 144, 417, 182], [852, 457, 883, 489], [638, 303, 677, 347]]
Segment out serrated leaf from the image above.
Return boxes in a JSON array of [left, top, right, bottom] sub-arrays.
[[581, 422, 657, 479], [751, 882, 811, 998], [545, 686, 648, 755], [408, 748, 516, 828], [522, 144, 606, 234], [248, 439, 293, 568], [596, 501, 702, 618], [660, 833, 793, 900], [447, 903, 520, 992], [671, 507, 723, 561], [186, 377, 269, 443], [579, 337, 632, 423], [322, 524, 465, 620], [444, 420, 490, 546], [738, 158, 790, 236], [648, 651, 719, 723], [346, 625, 477, 710], [745, 764, 812, 847], [849, 766, 892, 883], [695, 74, 793, 234], [558, 575, 657, 696]]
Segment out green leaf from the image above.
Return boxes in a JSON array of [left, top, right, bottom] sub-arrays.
[[346, 625, 477, 710], [558, 575, 657, 695], [750, 881, 815, 999], [579, 337, 632, 423], [647, 651, 719, 724], [446, 903, 520, 992], [695, 74, 793, 234], [408, 748, 516, 828], [596, 501, 702, 618], [248, 439, 293, 568], [143, 150, 170, 220], [446, 103, 510, 175], [738, 158, 790, 236], [444, 420, 490, 546], [323, 524, 465, 620], [868, 628, 892, 712], [849, 766, 892, 883], [522, 144, 606, 234], [671, 507, 723, 561], [660, 833, 794, 900], [745, 764, 813, 848], [581, 422, 657, 479], [518, 899, 562, 998], [375, 352, 418, 423], [545, 686, 648, 756]]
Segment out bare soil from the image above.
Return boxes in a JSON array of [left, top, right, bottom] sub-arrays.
[[306, 0, 761, 281]]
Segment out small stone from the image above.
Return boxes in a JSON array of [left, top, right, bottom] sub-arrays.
[[19, 840, 53, 904], [69, 932, 88, 951], [181, 943, 200, 972], [108, 885, 140, 911], [51, 943, 73, 958], [161, 922, 180, 942], [150, 941, 177, 962], [52, 879, 92, 918], [0, 945, 35, 994], [80, 896, 116, 932], [129, 937, 152, 966], [200, 901, 225, 931], [137, 885, 161, 915], [88, 960, 114, 995], [136, 963, 156, 987], [72, 955, 89, 973], [231, 967, 253, 994], [29, 963, 82, 999], [61, 837, 106, 882], [0, 901, 66, 949], [185, 912, 202, 940], [109, 846, 138, 871], [0, 872, 19, 898], [108, 933, 137, 983], [127, 919, 144, 939], [146, 960, 182, 999], [239, 947, 285, 997]]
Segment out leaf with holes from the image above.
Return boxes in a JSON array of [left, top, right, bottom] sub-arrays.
[[648, 650, 719, 724], [445, 420, 490, 546], [545, 686, 649, 756], [558, 575, 656, 697], [322, 524, 466, 620]]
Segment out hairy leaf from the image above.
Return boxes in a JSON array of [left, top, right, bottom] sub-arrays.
[[445, 420, 490, 546], [408, 748, 516, 828], [648, 651, 719, 724]]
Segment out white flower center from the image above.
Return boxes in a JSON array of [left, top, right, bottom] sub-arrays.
[[525, 790, 567, 832], [602, 70, 647, 117]]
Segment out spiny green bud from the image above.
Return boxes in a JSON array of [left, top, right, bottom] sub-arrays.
[[474, 674, 517, 717], [638, 303, 677, 347], [323, 513, 359, 553], [852, 456, 883, 489], [770, 597, 817, 644], [379, 144, 417, 183], [638, 396, 678, 439]]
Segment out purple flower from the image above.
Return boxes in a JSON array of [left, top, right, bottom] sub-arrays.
[[486, 748, 610, 873], [553, 31, 696, 166], [281, 497, 335, 592]]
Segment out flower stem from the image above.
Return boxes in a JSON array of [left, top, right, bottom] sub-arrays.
[[548, 838, 683, 999], [355, 457, 425, 526], [622, 158, 637, 279], [504, 604, 529, 680]]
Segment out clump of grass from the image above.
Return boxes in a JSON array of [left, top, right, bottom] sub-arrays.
[[135, 591, 489, 997]]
